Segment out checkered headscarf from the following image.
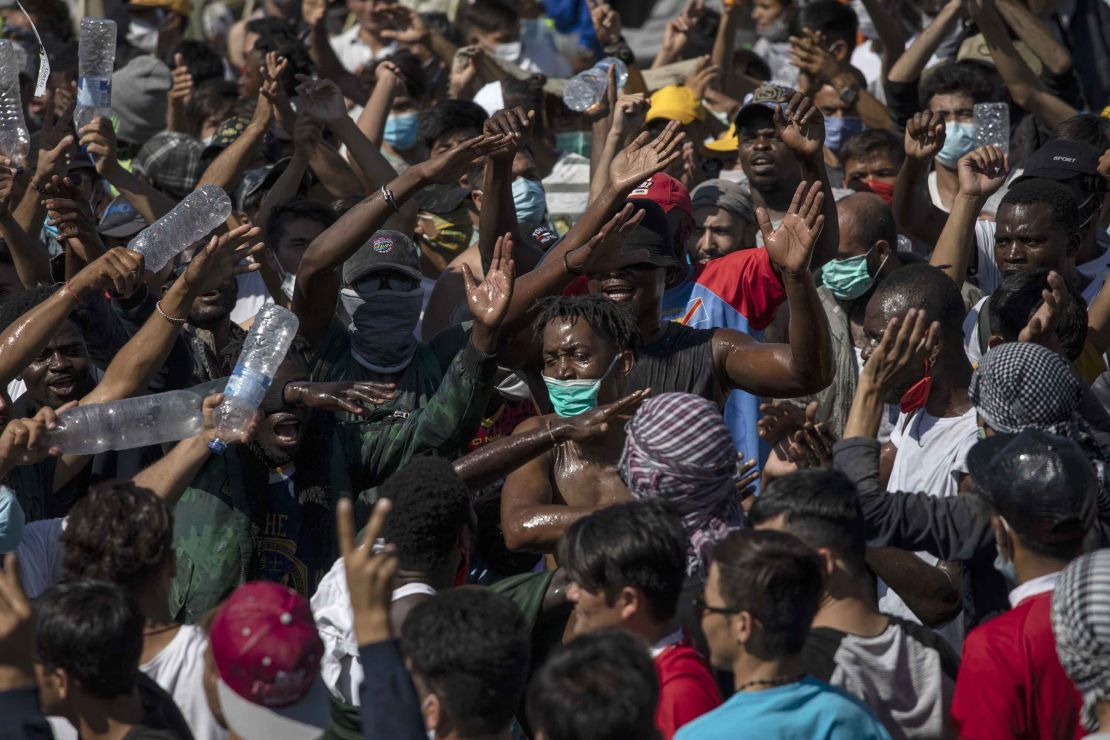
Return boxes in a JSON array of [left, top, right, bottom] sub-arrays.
[[970, 342, 1086, 436], [1053, 549, 1110, 730], [618, 393, 743, 576]]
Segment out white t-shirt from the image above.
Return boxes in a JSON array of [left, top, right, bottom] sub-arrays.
[[16, 517, 66, 598], [879, 406, 979, 651], [141, 625, 227, 740], [328, 25, 397, 74], [231, 270, 272, 328]]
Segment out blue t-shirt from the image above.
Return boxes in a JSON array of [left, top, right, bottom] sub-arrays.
[[675, 677, 891, 740]]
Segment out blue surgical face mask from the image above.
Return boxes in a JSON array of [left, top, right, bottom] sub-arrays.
[[824, 116, 864, 154], [384, 112, 419, 151], [512, 178, 547, 225], [821, 247, 888, 301], [543, 355, 618, 417], [936, 121, 978, 168]]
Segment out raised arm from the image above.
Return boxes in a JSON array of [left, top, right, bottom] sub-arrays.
[[929, 145, 1008, 291], [653, 0, 702, 69], [303, 0, 367, 104], [166, 53, 193, 134], [293, 134, 510, 347], [888, 0, 963, 84], [481, 108, 534, 270], [712, 0, 743, 97], [13, 95, 74, 244], [773, 94, 841, 270], [0, 249, 143, 387], [358, 62, 404, 150], [858, 0, 907, 75], [969, 0, 1076, 130], [590, 93, 648, 203], [79, 118, 176, 225], [196, 89, 273, 192], [0, 163, 49, 286], [995, 0, 1074, 76], [789, 30, 893, 131], [717, 181, 833, 398], [893, 111, 949, 245]]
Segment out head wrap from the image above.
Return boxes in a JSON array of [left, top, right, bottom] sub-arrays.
[[691, 178, 755, 224], [618, 393, 743, 576], [1053, 549, 1110, 730], [970, 342, 1086, 436]]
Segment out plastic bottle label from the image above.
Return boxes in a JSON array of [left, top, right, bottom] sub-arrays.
[[224, 364, 272, 405], [77, 77, 111, 108]]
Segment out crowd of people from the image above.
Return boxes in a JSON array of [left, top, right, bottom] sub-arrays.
[[0, 0, 1108, 737]]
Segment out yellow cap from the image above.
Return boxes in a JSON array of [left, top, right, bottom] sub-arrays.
[[129, 0, 193, 16], [1101, 105, 1110, 119], [646, 85, 705, 125], [704, 123, 739, 154]]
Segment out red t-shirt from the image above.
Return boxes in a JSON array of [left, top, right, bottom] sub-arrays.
[[950, 591, 1082, 739], [654, 639, 722, 740]]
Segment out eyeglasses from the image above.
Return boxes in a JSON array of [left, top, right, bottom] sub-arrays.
[[693, 596, 741, 618]]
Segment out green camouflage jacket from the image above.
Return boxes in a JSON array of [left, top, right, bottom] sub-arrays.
[[170, 340, 497, 623]]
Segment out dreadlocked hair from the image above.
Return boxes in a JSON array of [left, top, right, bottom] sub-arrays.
[[532, 295, 640, 355]]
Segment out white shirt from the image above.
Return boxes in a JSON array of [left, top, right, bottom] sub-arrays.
[[328, 25, 396, 74], [879, 406, 979, 651], [1008, 571, 1060, 608], [141, 625, 228, 740], [231, 270, 272, 328], [312, 555, 436, 706]]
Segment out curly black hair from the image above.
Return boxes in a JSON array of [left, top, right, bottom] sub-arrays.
[[532, 295, 640, 354], [381, 456, 471, 574], [60, 482, 174, 591], [0, 285, 93, 337]]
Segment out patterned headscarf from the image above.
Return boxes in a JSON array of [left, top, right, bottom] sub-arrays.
[[1052, 549, 1110, 731], [970, 342, 1087, 436], [618, 393, 743, 576]]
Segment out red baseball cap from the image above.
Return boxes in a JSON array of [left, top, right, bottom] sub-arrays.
[[210, 581, 330, 740], [628, 173, 694, 220]]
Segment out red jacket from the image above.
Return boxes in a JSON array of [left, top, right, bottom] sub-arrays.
[[950, 591, 1082, 739], [654, 639, 722, 740]]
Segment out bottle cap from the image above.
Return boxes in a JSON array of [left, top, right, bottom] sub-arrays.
[[208, 438, 227, 454]]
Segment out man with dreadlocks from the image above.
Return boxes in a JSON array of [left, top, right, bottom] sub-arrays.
[[501, 295, 644, 554]]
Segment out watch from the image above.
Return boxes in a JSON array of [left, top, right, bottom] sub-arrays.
[[602, 39, 635, 65], [836, 82, 859, 107]]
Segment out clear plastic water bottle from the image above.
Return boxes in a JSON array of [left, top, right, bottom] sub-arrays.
[[128, 185, 233, 272], [563, 57, 629, 112], [974, 102, 1010, 157], [74, 18, 117, 131], [44, 390, 204, 455], [0, 41, 28, 168], [209, 305, 300, 453]]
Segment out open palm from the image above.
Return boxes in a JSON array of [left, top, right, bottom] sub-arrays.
[[774, 93, 824, 159], [464, 234, 515, 330], [608, 121, 685, 192], [760, 181, 825, 275]]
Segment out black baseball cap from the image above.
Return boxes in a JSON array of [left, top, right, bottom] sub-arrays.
[[1014, 139, 1102, 199], [615, 198, 678, 269], [967, 429, 1097, 546]]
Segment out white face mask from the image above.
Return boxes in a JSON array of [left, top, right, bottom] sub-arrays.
[[126, 18, 160, 53], [493, 41, 523, 62]]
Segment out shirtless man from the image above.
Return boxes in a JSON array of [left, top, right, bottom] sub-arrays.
[[500, 295, 644, 552]]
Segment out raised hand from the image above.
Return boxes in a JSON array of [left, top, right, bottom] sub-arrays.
[[788, 419, 837, 469], [556, 388, 650, 442], [375, 59, 407, 95], [284, 381, 398, 417], [293, 114, 323, 159], [757, 400, 808, 446], [759, 180, 826, 275], [302, 0, 326, 26], [1018, 270, 1066, 348], [788, 29, 840, 85], [608, 120, 686, 192], [178, 224, 264, 297], [484, 107, 535, 161], [377, 5, 430, 45], [860, 308, 940, 393], [565, 203, 648, 275], [588, 0, 623, 47], [338, 497, 397, 646], [957, 145, 1009, 199], [295, 75, 347, 124], [611, 93, 648, 140], [683, 56, 721, 98], [68, 246, 145, 297], [416, 133, 512, 185], [33, 90, 76, 185], [200, 393, 257, 445], [661, 0, 703, 58], [905, 110, 946, 161], [43, 175, 99, 249], [463, 233, 515, 331], [0, 404, 68, 471], [773, 92, 825, 160], [170, 53, 193, 104], [79, 117, 119, 175]]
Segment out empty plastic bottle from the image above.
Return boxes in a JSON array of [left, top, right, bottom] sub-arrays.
[[209, 305, 300, 453], [0, 41, 28, 168], [74, 18, 117, 131], [44, 390, 204, 455], [563, 57, 628, 112], [974, 102, 1010, 157], [128, 185, 233, 272]]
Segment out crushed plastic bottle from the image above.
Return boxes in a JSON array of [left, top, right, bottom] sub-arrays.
[[44, 390, 204, 455], [0, 41, 28, 167], [974, 102, 1010, 157], [74, 18, 117, 131], [127, 185, 233, 272], [563, 57, 628, 112], [209, 305, 300, 453]]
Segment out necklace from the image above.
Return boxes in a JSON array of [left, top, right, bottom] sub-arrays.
[[735, 673, 804, 692], [142, 624, 179, 638]]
